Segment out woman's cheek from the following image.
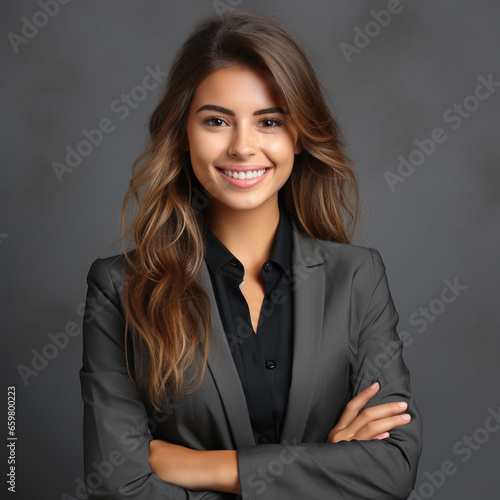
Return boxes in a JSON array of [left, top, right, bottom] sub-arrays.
[[261, 137, 296, 163]]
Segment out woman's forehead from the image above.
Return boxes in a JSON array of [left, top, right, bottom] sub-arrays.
[[190, 66, 284, 111]]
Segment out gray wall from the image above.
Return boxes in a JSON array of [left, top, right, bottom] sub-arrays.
[[2, 1, 499, 498]]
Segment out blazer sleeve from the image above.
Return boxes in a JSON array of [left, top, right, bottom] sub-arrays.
[[237, 247, 422, 500], [79, 258, 239, 500]]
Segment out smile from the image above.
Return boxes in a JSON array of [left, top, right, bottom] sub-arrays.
[[223, 168, 268, 179], [216, 167, 271, 188]]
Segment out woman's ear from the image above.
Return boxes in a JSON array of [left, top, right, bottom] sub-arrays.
[[181, 136, 190, 152], [294, 140, 303, 155]]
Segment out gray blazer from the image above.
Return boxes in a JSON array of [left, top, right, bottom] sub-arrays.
[[80, 220, 422, 499]]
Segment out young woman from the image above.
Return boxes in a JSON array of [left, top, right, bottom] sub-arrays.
[[80, 11, 422, 499]]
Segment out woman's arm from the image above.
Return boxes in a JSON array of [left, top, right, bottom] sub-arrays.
[[80, 257, 238, 499], [149, 441, 240, 494], [149, 382, 411, 494]]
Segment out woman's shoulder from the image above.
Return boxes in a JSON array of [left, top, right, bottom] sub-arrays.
[[307, 237, 389, 296], [295, 227, 386, 274], [293, 231, 391, 302], [89, 252, 130, 273], [86, 251, 132, 296], [328, 240, 385, 270]]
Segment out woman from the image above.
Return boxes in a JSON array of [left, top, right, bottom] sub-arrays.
[[80, 10, 422, 499]]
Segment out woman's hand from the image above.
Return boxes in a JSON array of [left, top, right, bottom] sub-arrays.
[[326, 382, 411, 443]]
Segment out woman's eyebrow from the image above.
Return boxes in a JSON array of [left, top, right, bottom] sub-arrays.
[[196, 104, 287, 116]]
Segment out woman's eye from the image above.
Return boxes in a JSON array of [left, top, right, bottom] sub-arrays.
[[260, 118, 283, 127], [204, 117, 227, 127]]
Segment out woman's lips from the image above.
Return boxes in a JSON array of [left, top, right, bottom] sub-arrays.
[[216, 167, 271, 188]]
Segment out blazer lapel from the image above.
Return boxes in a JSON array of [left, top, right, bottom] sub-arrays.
[[280, 222, 326, 442], [196, 221, 327, 448]]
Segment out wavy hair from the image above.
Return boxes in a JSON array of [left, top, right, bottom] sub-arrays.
[[114, 11, 360, 411]]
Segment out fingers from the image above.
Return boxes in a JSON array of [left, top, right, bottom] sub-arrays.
[[353, 412, 412, 441], [328, 409, 411, 443], [345, 401, 409, 437], [327, 397, 412, 443], [333, 382, 380, 430], [328, 381, 413, 444], [372, 432, 390, 440]]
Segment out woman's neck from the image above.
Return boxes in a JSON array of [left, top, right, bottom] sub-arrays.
[[205, 197, 280, 279]]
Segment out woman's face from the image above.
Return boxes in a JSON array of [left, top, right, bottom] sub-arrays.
[[185, 65, 302, 213]]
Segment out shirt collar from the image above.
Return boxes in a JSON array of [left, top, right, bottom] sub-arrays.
[[204, 203, 293, 277]]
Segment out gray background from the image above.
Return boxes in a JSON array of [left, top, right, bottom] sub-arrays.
[[2, 1, 499, 498]]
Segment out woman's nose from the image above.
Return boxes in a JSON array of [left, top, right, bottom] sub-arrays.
[[227, 124, 257, 158]]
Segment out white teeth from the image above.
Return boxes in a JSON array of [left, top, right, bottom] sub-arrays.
[[223, 169, 267, 179]]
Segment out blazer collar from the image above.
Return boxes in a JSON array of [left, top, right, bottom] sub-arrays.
[[196, 219, 327, 448]]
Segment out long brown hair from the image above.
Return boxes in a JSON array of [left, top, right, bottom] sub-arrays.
[[116, 11, 360, 411]]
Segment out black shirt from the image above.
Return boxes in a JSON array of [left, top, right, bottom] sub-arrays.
[[203, 204, 294, 445]]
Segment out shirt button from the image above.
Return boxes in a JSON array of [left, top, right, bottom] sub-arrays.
[[263, 261, 272, 273], [258, 436, 270, 444], [265, 359, 276, 369]]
